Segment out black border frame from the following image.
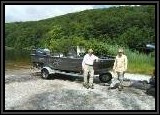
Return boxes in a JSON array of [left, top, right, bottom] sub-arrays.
[[1, 0, 159, 114]]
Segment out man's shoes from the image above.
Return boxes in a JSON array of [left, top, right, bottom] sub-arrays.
[[90, 85, 94, 89], [118, 87, 122, 91], [108, 87, 114, 90], [118, 85, 123, 91], [86, 85, 90, 89], [83, 83, 94, 89], [83, 83, 89, 89], [88, 83, 94, 89]]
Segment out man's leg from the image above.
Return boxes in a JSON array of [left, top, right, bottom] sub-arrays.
[[118, 72, 124, 91], [83, 65, 89, 88], [108, 78, 119, 89], [108, 72, 119, 90], [88, 66, 94, 89]]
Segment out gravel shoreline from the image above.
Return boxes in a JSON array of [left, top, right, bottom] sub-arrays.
[[5, 68, 155, 110]]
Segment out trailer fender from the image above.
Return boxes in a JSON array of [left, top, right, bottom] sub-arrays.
[[101, 70, 114, 78], [41, 67, 56, 74]]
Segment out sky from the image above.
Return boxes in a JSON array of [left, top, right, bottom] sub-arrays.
[[5, 5, 115, 23]]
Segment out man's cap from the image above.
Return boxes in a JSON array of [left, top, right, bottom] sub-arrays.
[[88, 49, 93, 53], [118, 48, 124, 53]]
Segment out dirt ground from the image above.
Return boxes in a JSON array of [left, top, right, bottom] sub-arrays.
[[5, 68, 155, 110]]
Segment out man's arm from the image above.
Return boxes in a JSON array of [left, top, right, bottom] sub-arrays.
[[113, 56, 117, 72], [94, 55, 99, 62], [82, 55, 86, 70]]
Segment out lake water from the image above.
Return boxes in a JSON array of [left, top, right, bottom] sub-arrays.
[[5, 49, 31, 69]]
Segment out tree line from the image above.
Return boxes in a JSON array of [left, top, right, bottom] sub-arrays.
[[5, 5, 155, 55]]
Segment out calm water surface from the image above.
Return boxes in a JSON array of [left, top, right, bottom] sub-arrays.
[[5, 49, 31, 69]]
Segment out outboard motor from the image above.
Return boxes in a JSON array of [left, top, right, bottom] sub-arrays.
[[31, 48, 51, 69], [44, 48, 51, 56], [36, 48, 46, 57]]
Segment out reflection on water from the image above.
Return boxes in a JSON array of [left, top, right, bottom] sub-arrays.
[[5, 49, 31, 69]]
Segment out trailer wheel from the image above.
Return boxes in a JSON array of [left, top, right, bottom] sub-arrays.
[[99, 73, 112, 83], [41, 69, 50, 79]]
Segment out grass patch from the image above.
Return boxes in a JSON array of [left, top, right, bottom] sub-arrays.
[[126, 51, 155, 75]]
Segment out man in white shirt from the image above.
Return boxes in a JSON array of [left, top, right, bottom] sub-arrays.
[[108, 48, 128, 91], [82, 49, 99, 89]]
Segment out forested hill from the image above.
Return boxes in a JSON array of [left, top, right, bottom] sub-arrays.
[[5, 5, 155, 51]]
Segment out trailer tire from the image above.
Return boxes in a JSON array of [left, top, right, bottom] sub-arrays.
[[99, 73, 112, 83], [41, 68, 51, 79]]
